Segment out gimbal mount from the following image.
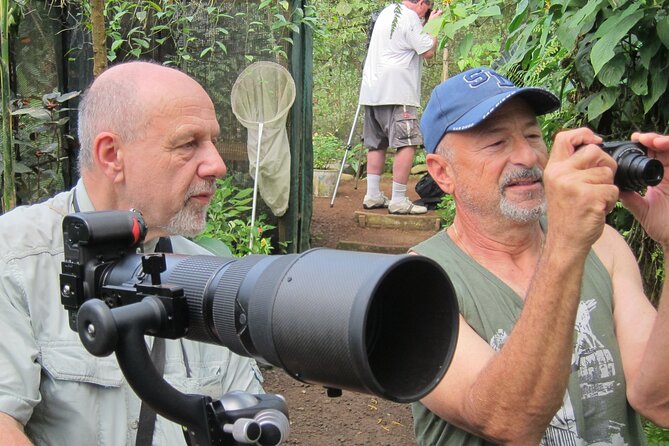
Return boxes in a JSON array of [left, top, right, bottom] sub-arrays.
[[59, 212, 289, 446]]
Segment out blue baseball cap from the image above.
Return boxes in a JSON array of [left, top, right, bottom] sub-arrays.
[[420, 67, 560, 154]]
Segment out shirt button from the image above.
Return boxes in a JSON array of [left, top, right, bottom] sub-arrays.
[[129, 419, 139, 429]]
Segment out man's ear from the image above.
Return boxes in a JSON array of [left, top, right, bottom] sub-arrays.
[[93, 132, 125, 183], [426, 153, 455, 194]]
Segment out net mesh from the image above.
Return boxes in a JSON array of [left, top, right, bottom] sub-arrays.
[[231, 61, 296, 217]]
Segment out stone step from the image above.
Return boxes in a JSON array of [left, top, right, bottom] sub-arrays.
[[354, 210, 442, 231], [336, 240, 413, 254]]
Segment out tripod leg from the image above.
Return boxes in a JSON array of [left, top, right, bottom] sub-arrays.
[[330, 146, 350, 207], [330, 103, 362, 207], [354, 142, 365, 190]]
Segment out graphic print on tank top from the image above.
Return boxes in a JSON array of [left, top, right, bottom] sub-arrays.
[[488, 299, 625, 445]]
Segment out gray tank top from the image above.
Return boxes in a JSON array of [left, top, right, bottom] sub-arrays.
[[412, 230, 645, 446]]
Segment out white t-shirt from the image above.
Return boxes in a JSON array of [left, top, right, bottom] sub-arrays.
[[359, 3, 434, 106]]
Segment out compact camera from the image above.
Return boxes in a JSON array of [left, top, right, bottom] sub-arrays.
[[599, 141, 664, 191]]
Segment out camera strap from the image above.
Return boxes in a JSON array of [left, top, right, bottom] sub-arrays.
[[136, 236, 172, 445]]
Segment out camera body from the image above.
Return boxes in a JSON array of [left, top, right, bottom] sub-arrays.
[[599, 141, 664, 191]]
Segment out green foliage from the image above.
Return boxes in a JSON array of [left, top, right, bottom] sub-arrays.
[[312, 132, 342, 169], [197, 177, 280, 257], [413, 148, 426, 166], [347, 142, 366, 176], [1, 0, 20, 212], [502, 0, 669, 135], [498, 0, 669, 302], [644, 419, 669, 444], [75, 0, 316, 65], [435, 192, 456, 227], [9, 90, 79, 204], [431, 0, 504, 71]]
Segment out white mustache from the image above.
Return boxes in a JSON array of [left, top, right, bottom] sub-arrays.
[[185, 180, 216, 201], [500, 167, 543, 189]]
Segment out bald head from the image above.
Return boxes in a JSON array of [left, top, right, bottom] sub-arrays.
[[77, 61, 209, 173]]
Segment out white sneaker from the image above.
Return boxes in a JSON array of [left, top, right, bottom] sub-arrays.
[[363, 194, 390, 209], [388, 198, 428, 215]]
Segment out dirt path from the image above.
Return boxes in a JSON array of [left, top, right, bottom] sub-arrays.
[[310, 175, 438, 251], [261, 175, 441, 445]]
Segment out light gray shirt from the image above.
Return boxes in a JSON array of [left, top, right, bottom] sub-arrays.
[[0, 180, 264, 445], [359, 3, 434, 106]]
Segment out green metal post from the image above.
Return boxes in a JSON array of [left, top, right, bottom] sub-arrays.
[[284, 0, 313, 253]]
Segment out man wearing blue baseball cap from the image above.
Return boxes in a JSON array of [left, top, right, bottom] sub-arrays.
[[411, 67, 669, 444]]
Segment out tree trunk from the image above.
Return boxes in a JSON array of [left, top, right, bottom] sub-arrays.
[[91, 0, 106, 77]]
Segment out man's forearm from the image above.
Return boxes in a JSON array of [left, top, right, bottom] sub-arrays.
[[629, 250, 669, 427], [0, 413, 33, 446], [464, 242, 586, 443]]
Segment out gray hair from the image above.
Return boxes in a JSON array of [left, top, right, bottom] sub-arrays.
[[77, 70, 145, 173], [435, 135, 454, 162]]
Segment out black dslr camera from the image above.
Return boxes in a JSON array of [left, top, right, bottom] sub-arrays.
[[599, 141, 664, 191]]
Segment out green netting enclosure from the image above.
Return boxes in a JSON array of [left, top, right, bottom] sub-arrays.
[[5, 0, 314, 252]]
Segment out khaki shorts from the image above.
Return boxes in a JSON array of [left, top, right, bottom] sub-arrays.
[[363, 105, 424, 150]]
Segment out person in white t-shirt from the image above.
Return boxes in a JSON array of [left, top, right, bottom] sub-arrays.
[[359, 0, 441, 214]]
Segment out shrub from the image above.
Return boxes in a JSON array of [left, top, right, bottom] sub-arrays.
[[197, 177, 279, 257], [312, 133, 342, 169]]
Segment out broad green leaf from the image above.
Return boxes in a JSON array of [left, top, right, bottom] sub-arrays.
[[14, 162, 32, 174], [657, 16, 669, 49], [629, 68, 648, 96], [423, 15, 444, 37], [597, 53, 626, 87], [592, 3, 640, 39], [56, 91, 80, 102], [639, 38, 661, 69], [131, 38, 150, 49], [643, 68, 668, 113], [216, 42, 228, 54], [442, 15, 477, 39], [11, 107, 51, 120], [193, 236, 233, 257], [478, 6, 501, 18], [110, 39, 124, 52], [587, 88, 617, 121], [556, 1, 602, 50], [508, 0, 529, 34], [145, 1, 162, 12], [539, 14, 553, 49], [456, 33, 474, 60], [590, 8, 643, 75], [504, 17, 539, 66]]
